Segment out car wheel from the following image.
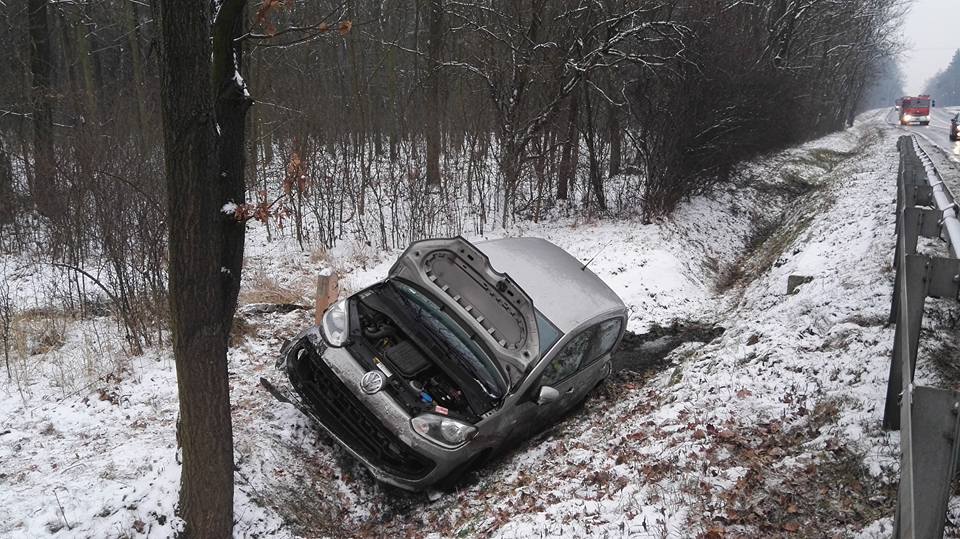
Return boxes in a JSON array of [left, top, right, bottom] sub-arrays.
[[435, 449, 491, 491], [921, 122, 930, 126]]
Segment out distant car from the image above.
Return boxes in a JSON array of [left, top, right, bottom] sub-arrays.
[[951, 114, 960, 141], [275, 236, 627, 491]]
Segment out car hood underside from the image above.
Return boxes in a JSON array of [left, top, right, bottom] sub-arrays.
[[388, 236, 540, 382]]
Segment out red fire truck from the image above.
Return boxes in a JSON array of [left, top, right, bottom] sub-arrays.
[[899, 95, 932, 126]]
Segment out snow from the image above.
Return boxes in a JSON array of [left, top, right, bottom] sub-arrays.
[[0, 109, 947, 537]]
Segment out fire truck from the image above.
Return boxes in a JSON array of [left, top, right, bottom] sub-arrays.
[[899, 95, 932, 126]]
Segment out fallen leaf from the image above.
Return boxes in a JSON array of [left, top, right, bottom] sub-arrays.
[[702, 526, 725, 538]]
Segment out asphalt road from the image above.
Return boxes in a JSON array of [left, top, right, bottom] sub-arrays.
[[885, 105, 960, 161]]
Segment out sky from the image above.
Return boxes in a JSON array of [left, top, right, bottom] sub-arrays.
[[900, 0, 960, 94]]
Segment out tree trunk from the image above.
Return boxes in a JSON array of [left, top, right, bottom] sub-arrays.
[[157, 0, 250, 536], [557, 95, 578, 200], [424, 0, 443, 187], [0, 135, 13, 226], [123, 0, 148, 134], [608, 103, 621, 177], [213, 0, 250, 327], [27, 0, 55, 215], [583, 87, 606, 210], [75, 8, 99, 117]]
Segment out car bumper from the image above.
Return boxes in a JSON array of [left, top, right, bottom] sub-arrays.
[[279, 329, 479, 491]]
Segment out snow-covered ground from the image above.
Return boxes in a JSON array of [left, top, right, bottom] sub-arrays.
[[3, 109, 951, 537]]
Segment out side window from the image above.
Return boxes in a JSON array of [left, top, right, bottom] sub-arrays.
[[589, 318, 623, 364], [541, 328, 595, 386]]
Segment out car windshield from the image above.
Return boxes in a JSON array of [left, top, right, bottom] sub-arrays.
[[389, 280, 506, 398]]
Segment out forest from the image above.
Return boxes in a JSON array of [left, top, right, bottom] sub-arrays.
[[0, 0, 905, 351], [926, 49, 960, 105], [0, 0, 905, 536]]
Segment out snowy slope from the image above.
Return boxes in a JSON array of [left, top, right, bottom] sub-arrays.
[[0, 110, 939, 537]]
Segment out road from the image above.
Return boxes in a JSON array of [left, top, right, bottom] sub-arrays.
[[885, 106, 960, 162]]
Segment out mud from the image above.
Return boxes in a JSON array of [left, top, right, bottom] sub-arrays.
[[612, 321, 724, 376]]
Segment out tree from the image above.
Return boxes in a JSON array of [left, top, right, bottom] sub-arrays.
[[27, 0, 55, 216], [424, 0, 444, 187], [926, 50, 960, 106], [156, 0, 250, 535], [861, 56, 905, 110]]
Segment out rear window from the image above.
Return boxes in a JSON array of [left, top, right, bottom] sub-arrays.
[[593, 318, 623, 359]]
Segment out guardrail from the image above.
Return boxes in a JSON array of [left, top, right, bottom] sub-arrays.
[[884, 135, 960, 538]]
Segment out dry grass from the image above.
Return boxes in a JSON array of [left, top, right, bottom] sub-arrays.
[[13, 308, 70, 356], [4, 303, 133, 400], [239, 269, 305, 306], [230, 315, 260, 348]]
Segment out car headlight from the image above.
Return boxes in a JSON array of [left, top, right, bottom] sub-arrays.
[[903, 115, 913, 120], [411, 414, 478, 448], [321, 299, 349, 347]]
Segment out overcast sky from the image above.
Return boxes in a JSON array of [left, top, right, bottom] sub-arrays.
[[900, 0, 959, 94]]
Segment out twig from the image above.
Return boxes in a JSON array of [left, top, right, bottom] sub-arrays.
[[53, 489, 72, 530]]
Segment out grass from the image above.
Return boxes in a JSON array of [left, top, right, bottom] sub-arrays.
[[714, 171, 838, 293], [711, 128, 879, 294], [239, 268, 306, 306]]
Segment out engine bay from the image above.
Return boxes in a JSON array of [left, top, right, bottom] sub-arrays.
[[355, 301, 476, 418]]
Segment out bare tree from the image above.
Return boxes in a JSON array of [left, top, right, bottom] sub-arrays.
[[424, 0, 444, 187], [27, 0, 55, 216], [157, 0, 251, 535]]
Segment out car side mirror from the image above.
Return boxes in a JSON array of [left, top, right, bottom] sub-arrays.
[[537, 386, 560, 406]]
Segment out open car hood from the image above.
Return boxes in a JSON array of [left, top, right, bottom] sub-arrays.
[[388, 236, 540, 382]]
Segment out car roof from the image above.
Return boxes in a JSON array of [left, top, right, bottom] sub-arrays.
[[475, 237, 626, 333]]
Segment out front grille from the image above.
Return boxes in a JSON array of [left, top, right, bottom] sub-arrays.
[[288, 340, 435, 480]]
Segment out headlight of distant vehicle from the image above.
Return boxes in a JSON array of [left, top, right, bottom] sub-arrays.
[[903, 115, 913, 120], [321, 299, 349, 346], [411, 414, 478, 448]]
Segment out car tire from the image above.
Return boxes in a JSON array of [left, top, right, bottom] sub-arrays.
[[921, 122, 930, 126], [435, 449, 491, 491]]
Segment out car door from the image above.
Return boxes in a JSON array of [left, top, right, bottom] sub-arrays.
[[534, 326, 598, 423], [533, 317, 625, 422]]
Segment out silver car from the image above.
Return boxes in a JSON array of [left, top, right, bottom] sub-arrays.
[[277, 236, 627, 491]]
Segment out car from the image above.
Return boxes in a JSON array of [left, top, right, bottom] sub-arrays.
[[951, 114, 959, 142], [275, 236, 628, 491]]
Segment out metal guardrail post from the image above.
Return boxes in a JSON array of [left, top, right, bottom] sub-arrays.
[[884, 136, 960, 538], [896, 387, 960, 538]]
